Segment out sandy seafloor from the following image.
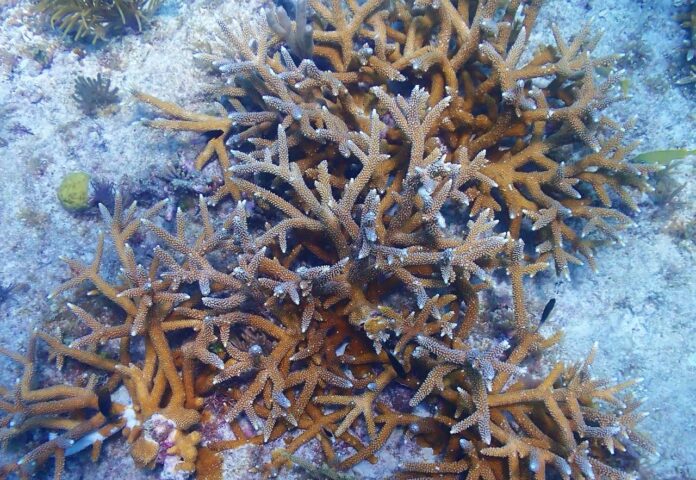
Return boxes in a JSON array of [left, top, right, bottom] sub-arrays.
[[0, 0, 694, 479]]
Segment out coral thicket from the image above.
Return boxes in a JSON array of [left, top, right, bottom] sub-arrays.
[[1, 1, 654, 479]]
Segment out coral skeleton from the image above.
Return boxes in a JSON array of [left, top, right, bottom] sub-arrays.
[[1, 1, 654, 479]]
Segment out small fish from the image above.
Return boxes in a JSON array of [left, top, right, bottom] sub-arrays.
[[321, 425, 335, 440], [540, 298, 556, 325], [386, 349, 407, 378], [97, 387, 113, 418]]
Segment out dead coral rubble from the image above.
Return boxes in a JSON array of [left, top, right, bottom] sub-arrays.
[[1, 1, 654, 479]]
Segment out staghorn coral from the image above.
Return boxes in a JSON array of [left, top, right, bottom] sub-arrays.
[[1, 1, 655, 479], [136, 0, 656, 278]]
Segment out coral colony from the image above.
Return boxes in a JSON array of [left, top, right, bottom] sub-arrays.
[[1, 1, 657, 479], [38, 0, 162, 43]]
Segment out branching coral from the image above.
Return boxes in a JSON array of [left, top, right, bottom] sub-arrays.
[[1, 1, 655, 479], [138, 0, 657, 277]]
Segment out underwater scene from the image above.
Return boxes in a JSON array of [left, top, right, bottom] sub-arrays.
[[0, 0, 694, 479]]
